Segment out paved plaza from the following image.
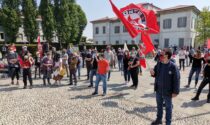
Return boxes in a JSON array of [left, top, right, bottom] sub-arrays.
[[0, 59, 210, 125]]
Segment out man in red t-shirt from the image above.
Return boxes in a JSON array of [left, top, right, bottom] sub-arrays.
[[92, 54, 109, 96]]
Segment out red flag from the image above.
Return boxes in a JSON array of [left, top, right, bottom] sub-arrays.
[[18, 55, 23, 67], [141, 33, 155, 55], [120, 3, 159, 34], [37, 36, 43, 57], [109, 0, 159, 55], [109, 0, 138, 38], [208, 39, 210, 49], [139, 59, 146, 68]]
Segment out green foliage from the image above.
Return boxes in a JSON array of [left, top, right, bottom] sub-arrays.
[[75, 4, 87, 44], [39, 0, 55, 43], [53, 0, 87, 46], [0, 0, 21, 43], [196, 7, 210, 45], [22, 0, 39, 43]]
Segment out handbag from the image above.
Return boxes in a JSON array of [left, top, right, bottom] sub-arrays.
[[59, 67, 66, 76]]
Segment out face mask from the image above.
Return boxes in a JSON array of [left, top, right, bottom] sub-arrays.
[[159, 54, 165, 62]]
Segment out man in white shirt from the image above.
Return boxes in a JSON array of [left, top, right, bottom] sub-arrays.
[[178, 48, 186, 71], [104, 46, 114, 81]]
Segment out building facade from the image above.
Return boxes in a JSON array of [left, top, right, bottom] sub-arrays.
[[91, 3, 200, 48], [0, 16, 58, 43]]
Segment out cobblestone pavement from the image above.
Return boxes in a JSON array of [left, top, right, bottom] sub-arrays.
[[0, 59, 210, 125]]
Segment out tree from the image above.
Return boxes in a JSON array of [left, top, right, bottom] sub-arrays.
[[68, 3, 79, 44], [22, 0, 38, 43], [0, 0, 21, 43], [53, 0, 87, 46], [39, 0, 55, 43], [196, 7, 210, 45], [74, 4, 87, 44], [56, 0, 72, 46]]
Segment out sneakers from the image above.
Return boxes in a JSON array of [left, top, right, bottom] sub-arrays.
[[151, 120, 162, 125], [191, 96, 199, 101], [92, 92, 98, 95], [185, 85, 190, 88], [88, 85, 93, 87], [23, 86, 27, 89], [102, 93, 106, 96], [207, 99, 210, 103]]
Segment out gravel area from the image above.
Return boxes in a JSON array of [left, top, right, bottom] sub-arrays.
[[0, 80, 210, 125], [1, 59, 210, 125]]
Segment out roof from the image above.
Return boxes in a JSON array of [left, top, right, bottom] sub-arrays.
[[90, 17, 119, 23], [157, 5, 200, 14], [136, 3, 161, 10]]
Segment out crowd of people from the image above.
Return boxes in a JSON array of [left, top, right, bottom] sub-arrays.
[[1, 43, 210, 125]]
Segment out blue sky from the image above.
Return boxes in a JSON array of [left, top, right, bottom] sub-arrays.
[[37, 0, 209, 39]]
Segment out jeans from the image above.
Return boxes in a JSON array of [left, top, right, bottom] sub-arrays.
[[195, 78, 210, 100], [156, 92, 172, 125], [90, 69, 97, 85], [94, 74, 107, 94], [77, 66, 81, 78], [34, 65, 41, 79], [86, 65, 91, 79], [123, 68, 130, 82], [108, 70, 111, 80], [179, 59, 185, 71], [70, 69, 77, 84], [130, 69, 139, 87], [188, 67, 201, 86], [118, 59, 123, 71], [23, 68, 33, 87], [9, 67, 19, 81]]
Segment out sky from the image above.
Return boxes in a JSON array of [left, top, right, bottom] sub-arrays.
[[37, 0, 210, 39]]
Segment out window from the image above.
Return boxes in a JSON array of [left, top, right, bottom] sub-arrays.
[[191, 18, 194, 29], [131, 40, 135, 44], [95, 41, 98, 45], [38, 21, 42, 29], [178, 17, 187, 28], [0, 33, 4, 40], [157, 22, 160, 27], [154, 39, 159, 45], [103, 26, 106, 34], [116, 40, 119, 45], [163, 19, 172, 29], [164, 38, 169, 48], [125, 40, 128, 44], [42, 35, 45, 40], [103, 41, 106, 45], [18, 34, 23, 40], [179, 38, 184, 48], [95, 27, 99, 34], [114, 26, 120, 34], [123, 26, 128, 32]]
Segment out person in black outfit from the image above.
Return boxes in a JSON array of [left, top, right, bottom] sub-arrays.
[[185, 50, 205, 88], [85, 49, 92, 80], [34, 52, 41, 79], [89, 53, 98, 87], [192, 57, 210, 103], [123, 50, 131, 84], [128, 54, 139, 89], [81, 50, 86, 68]]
